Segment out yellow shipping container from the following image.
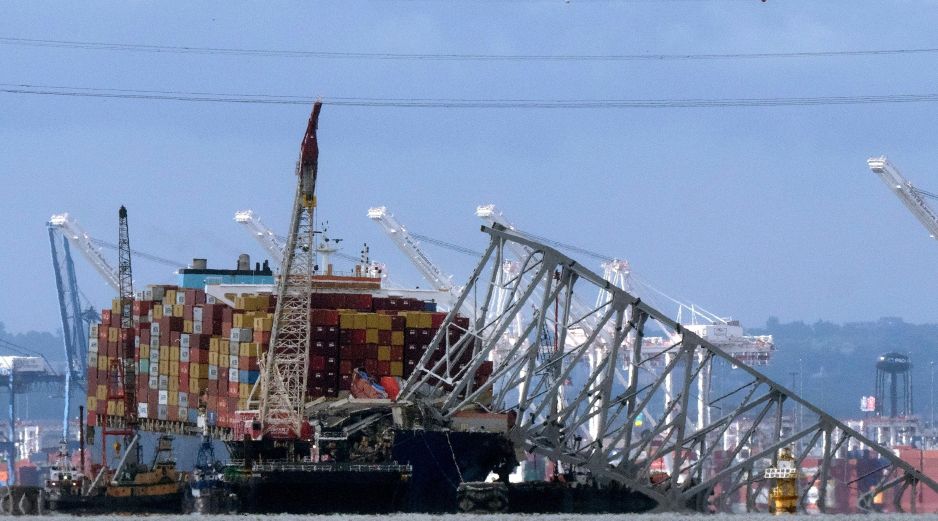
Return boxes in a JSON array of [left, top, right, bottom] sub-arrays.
[[170, 360, 179, 377], [169, 379, 179, 393], [160, 359, 168, 374], [108, 327, 118, 342], [389, 361, 403, 376], [209, 352, 218, 366], [378, 314, 392, 330], [190, 363, 205, 378], [111, 298, 121, 315], [353, 314, 367, 330], [168, 391, 178, 406], [365, 313, 379, 329], [98, 355, 108, 371], [339, 313, 355, 329], [254, 317, 273, 332], [209, 337, 220, 353], [404, 312, 420, 329], [86, 396, 97, 412], [96, 384, 107, 401], [171, 304, 182, 318], [418, 312, 432, 329], [140, 344, 150, 359], [160, 347, 169, 361], [153, 304, 163, 319], [220, 339, 230, 355], [240, 383, 251, 399], [377, 346, 391, 361], [164, 289, 176, 305], [219, 354, 228, 369], [183, 320, 193, 334], [391, 331, 404, 346], [169, 346, 179, 362], [366, 329, 379, 344]]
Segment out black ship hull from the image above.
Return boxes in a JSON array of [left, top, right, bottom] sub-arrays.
[[46, 490, 185, 514]]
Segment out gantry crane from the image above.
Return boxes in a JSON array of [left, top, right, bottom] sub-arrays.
[[258, 101, 322, 440], [234, 210, 286, 265], [867, 156, 938, 240]]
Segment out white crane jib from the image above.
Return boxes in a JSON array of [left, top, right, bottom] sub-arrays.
[[49, 213, 120, 291], [367, 206, 454, 294], [867, 156, 938, 240], [234, 209, 286, 265]]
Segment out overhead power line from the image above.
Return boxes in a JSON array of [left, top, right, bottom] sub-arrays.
[[6, 83, 938, 109], [2, 36, 937, 62]]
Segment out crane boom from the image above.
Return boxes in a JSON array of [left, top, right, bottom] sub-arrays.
[[367, 206, 454, 293], [234, 210, 286, 265], [868, 156, 938, 240], [259, 102, 322, 439], [49, 213, 120, 291]]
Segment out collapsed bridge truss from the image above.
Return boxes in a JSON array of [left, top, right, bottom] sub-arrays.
[[400, 223, 938, 513]]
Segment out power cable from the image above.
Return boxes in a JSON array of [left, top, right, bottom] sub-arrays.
[[6, 83, 938, 109], [2, 36, 934, 62]]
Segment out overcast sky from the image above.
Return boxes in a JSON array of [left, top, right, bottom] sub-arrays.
[[3, 1, 938, 333]]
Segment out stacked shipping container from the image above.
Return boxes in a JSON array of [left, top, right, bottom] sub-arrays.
[[86, 286, 472, 430]]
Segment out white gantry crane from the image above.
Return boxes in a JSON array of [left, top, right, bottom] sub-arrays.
[[868, 156, 938, 240], [367, 206, 455, 294], [49, 213, 121, 291], [234, 209, 286, 265]]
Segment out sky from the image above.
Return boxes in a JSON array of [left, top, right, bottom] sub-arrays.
[[3, 0, 938, 334]]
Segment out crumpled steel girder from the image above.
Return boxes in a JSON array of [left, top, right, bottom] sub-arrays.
[[400, 223, 938, 513]]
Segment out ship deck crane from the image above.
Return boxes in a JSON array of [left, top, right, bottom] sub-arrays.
[[867, 156, 938, 240]]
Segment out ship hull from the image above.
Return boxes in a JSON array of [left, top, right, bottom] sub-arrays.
[[46, 490, 184, 514]]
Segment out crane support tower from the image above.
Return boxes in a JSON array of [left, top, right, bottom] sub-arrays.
[[117, 206, 136, 429], [867, 156, 938, 239], [258, 101, 322, 439]]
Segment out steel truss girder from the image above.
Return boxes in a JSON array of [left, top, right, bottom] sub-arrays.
[[400, 224, 938, 513]]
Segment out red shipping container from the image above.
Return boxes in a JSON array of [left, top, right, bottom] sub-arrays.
[[179, 379, 189, 393], [391, 316, 406, 330], [310, 309, 339, 326], [253, 331, 271, 344], [364, 359, 378, 374], [311, 326, 339, 341], [221, 323, 232, 339], [228, 382, 239, 397], [390, 345, 404, 361], [376, 361, 390, 376], [183, 305, 193, 321], [201, 320, 222, 336], [139, 329, 151, 345], [364, 344, 378, 360], [339, 360, 353, 375], [339, 374, 352, 390], [431, 313, 446, 329], [310, 356, 326, 371], [378, 330, 391, 344], [102, 309, 112, 324]]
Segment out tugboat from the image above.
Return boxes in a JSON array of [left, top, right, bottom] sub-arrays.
[[187, 398, 238, 514], [43, 440, 86, 511], [46, 434, 188, 513]]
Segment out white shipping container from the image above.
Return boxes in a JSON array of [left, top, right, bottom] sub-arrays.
[[150, 337, 159, 350], [87, 351, 98, 367], [144, 288, 154, 300], [229, 368, 239, 382], [229, 355, 239, 369], [148, 376, 159, 390], [178, 406, 188, 420], [90, 323, 99, 336], [158, 390, 168, 405], [206, 294, 216, 304], [163, 305, 173, 316], [138, 403, 149, 419], [89, 339, 99, 352], [180, 334, 189, 349], [208, 365, 219, 381], [176, 293, 186, 305], [159, 375, 169, 390], [193, 307, 203, 321], [150, 322, 160, 335], [229, 341, 240, 355], [193, 322, 203, 334], [179, 392, 188, 408], [180, 347, 190, 363]]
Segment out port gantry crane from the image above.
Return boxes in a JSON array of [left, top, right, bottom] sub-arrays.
[[47, 213, 184, 445], [867, 156, 938, 240], [366, 206, 474, 315], [400, 222, 938, 513], [257, 101, 322, 440]]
